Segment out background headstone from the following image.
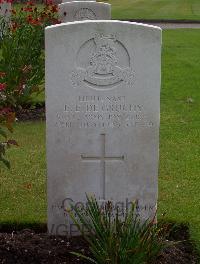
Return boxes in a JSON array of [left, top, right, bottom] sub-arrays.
[[58, 1, 111, 22], [46, 20, 161, 236], [0, 1, 11, 21], [63, 0, 96, 2], [0, 1, 11, 38], [53, 0, 96, 6]]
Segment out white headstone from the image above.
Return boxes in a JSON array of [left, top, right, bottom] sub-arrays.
[[0, 1, 11, 21], [46, 20, 161, 236], [58, 1, 111, 22], [63, 0, 96, 2], [54, 0, 96, 6]]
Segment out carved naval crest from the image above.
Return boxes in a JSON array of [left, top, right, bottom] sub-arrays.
[[71, 34, 134, 90]]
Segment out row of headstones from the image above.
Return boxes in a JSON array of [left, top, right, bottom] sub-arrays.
[[46, 0, 162, 236]]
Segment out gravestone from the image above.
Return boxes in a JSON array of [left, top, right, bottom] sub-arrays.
[[0, 1, 11, 21], [58, 1, 111, 22], [54, 0, 96, 7], [0, 1, 11, 38], [46, 20, 162, 236], [63, 0, 96, 2]]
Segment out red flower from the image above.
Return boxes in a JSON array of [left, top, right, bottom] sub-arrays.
[[24, 7, 33, 12], [30, 19, 41, 26], [26, 14, 33, 23], [0, 107, 12, 116], [26, 16, 42, 26], [0, 83, 7, 91], [46, 0, 53, 5], [27, 1, 34, 6], [51, 5, 58, 13]]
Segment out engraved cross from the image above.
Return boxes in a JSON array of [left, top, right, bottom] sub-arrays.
[[81, 134, 125, 200]]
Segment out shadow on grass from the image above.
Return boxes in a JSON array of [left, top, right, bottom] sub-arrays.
[[0, 221, 47, 233], [0, 220, 196, 238]]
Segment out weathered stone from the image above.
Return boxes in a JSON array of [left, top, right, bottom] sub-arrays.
[[54, 0, 96, 5], [0, 1, 11, 21], [63, 0, 96, 2], [46, 20, 162, 236], [58, 1, 111, 22]]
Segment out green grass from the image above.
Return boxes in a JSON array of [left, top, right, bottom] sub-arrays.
[[108, 0, 200, 20], [0, 30, 200, 249], [159, 29, 200, 249], [0, 122, 46, 226]]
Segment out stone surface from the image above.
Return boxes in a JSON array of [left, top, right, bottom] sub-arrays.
[[0, 1, 11, 21], [54, 0, 96, 5], [58, 1, 111, 22], [0, 1, 11, 37], [46, 20, 162, 236], [63, 0, 96, 2]]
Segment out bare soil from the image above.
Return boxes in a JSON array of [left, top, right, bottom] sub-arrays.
[[0, 224, 199, 264]]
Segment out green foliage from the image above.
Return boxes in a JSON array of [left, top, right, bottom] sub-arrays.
[[70, 195, 166, 264], [0, 109, 17, 168], [0, 2, 58, 167], [0, 2, 59, 109], [0, 26, 44, 108]]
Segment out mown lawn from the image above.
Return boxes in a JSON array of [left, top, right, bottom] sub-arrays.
[[159, 29, 200, 249], [108, 0, 200, 20], [0, 29, 200, 249], [0, 122, 46, 226]]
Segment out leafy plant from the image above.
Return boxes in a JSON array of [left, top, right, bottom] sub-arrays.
[[0, 1, 59, 109], [0, 107, 17, 168], [0, 1, 59, 167], [70, 195, 167, 264]]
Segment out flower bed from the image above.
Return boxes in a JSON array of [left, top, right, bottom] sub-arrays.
[[0, 0, 59, 167], [0, 224, 198, 264]]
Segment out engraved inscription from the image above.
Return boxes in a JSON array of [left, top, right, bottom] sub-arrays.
[[56, 95, 154, 129], [71, 34, 134, 90], [81, 134, 125, 199], [74, 8, 96, 20]]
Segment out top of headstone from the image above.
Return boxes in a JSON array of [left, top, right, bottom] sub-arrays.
[[46, 20, 162, 31], [62, 0, 96, 2]]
